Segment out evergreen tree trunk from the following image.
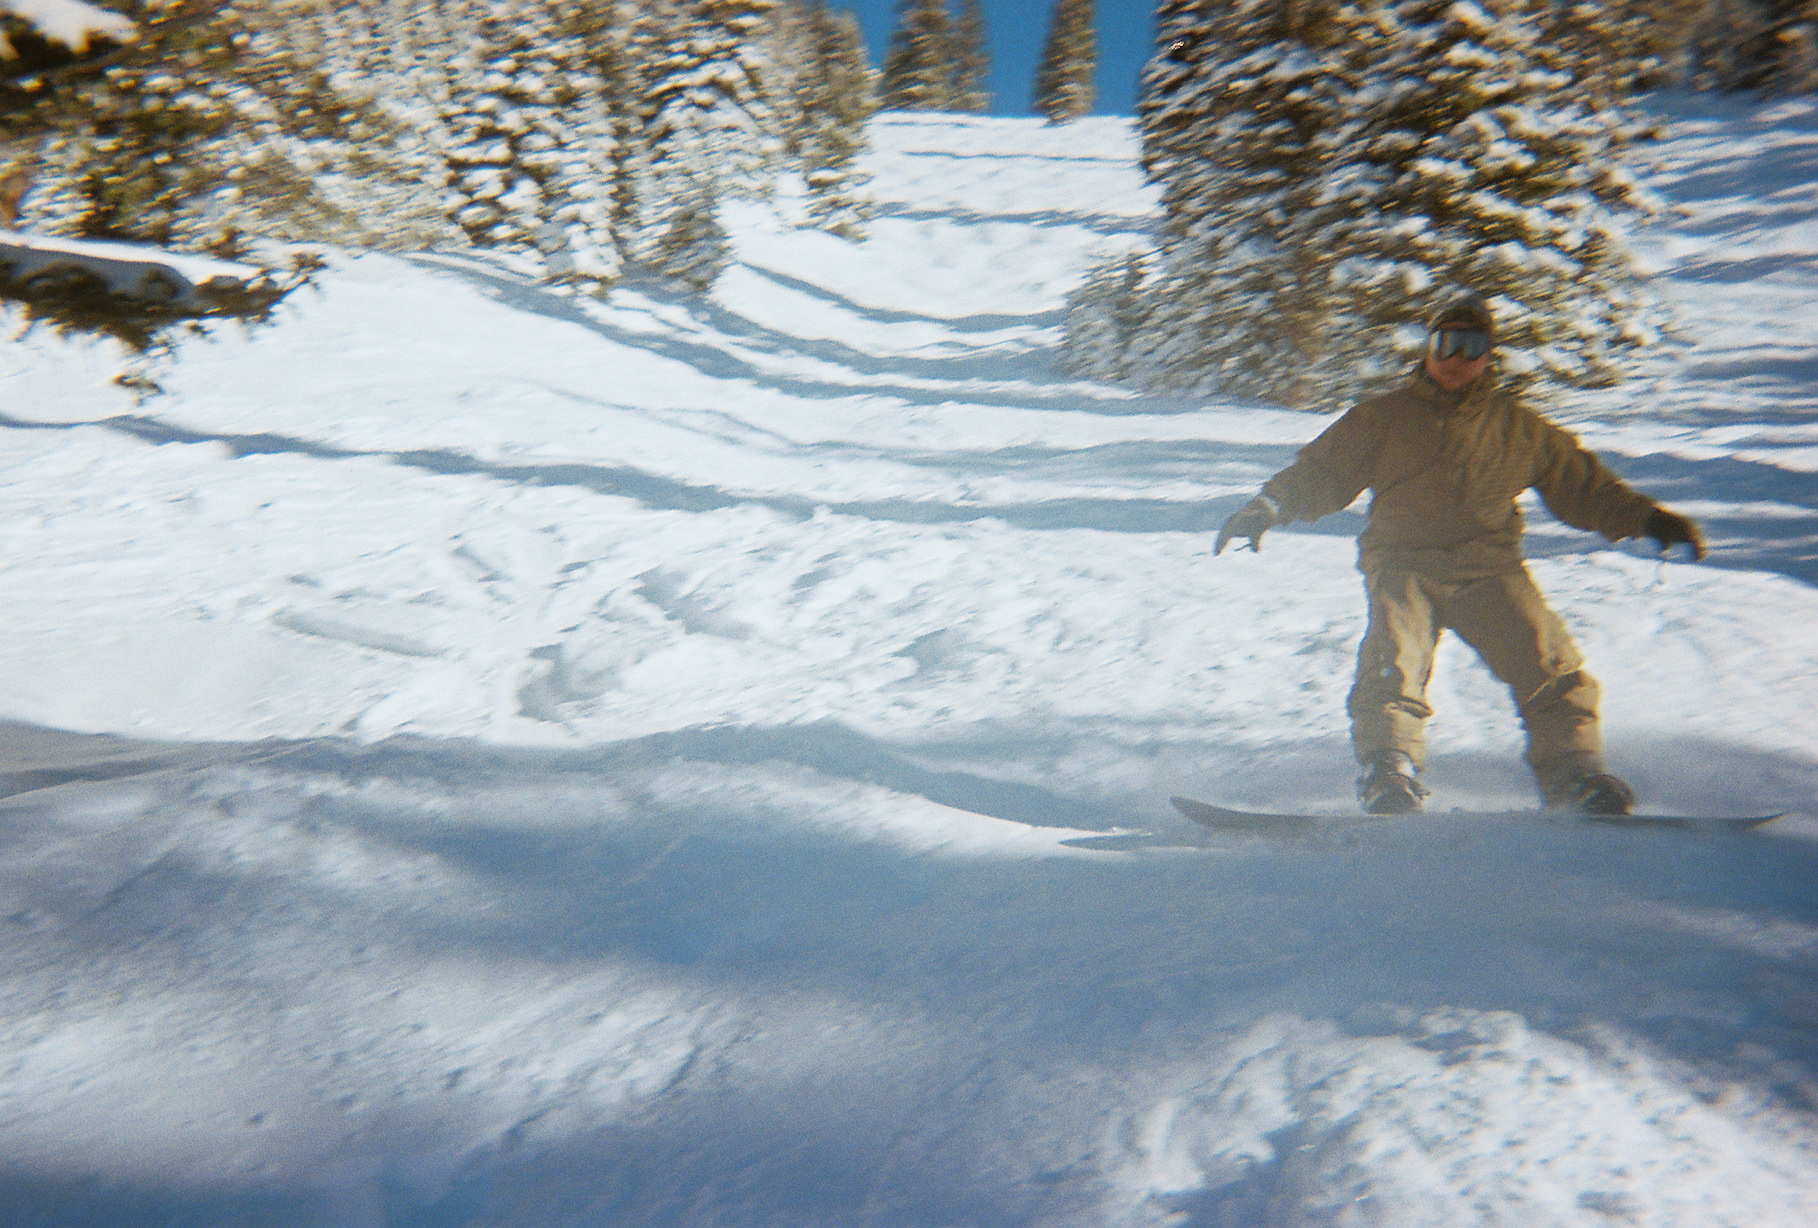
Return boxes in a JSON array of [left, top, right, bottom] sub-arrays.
[[584, 4, 650, 274]]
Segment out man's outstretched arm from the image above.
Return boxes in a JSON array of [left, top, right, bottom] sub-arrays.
[[1215, 404, 1380, 556]]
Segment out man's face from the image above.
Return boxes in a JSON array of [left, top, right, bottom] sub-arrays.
[[1425, 349, 1489, 391], [1424, 327, 1491, 391]]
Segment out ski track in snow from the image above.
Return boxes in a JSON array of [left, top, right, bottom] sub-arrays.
[[0, 102, 1815, 1225]]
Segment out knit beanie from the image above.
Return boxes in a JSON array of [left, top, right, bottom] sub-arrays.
[[1428, 292, 1495, 339]]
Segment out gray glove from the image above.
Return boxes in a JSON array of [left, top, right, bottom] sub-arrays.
[[1215, 495, 1278, 555]]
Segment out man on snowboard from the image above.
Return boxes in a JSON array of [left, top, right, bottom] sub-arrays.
[[1216, 292, 1705, 815]]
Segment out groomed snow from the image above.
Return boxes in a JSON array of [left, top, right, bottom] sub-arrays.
[[0, 99, 1814, 1225]]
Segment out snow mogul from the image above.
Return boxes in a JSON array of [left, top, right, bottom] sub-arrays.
[[1214, 292, 1705, 816]]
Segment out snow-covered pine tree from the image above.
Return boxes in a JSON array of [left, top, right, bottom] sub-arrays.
[[252, 0, 459, 252], [1, 0, 133, 227], [13, 0, 405, 255], [1626, 1, 1818, 94], [539, 1, 621, 288], [1684, 0, 1750, 89], [1058, 248, 1150, 382], [575, 0, 652, 276], [882, 0, 950, 109], [793, 0, 877, 237], [636, 0, 779, 289], [1727, 1, 1818, 93], [763, 0, 813, 160], [438, 4, 532, 248], [440, 0, 616, 289], [1537, 0, 1710, 101], [1334, 0, 1655, 397], [1033, 0, 1094, 123], [642, 175, 727, 291], [389, 0, 495, 127], [1081, 0, 1375, 406], [1131, 0, 1217, 207], [948, 0, 990, 112], [1066, 0, 1656, 409], [644, 0, 780, 200]]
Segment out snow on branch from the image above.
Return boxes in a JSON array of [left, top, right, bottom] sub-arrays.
[[1, 228, 315, 350], [1, 229, 258, 304], [0, 0, 135, 57]]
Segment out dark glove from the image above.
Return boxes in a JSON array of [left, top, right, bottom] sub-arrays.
[[1645, 508, 1705, 561], [1215, 495, 1278, 555]]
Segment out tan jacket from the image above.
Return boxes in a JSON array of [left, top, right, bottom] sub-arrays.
[[1261, 370, 1659, 578]]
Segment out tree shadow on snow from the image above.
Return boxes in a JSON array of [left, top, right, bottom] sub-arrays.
[[4, 717, 1818, 1224], [0, 408, 1284, 537], [402, 254, 1095, 413], [1591, 449, 1818, 584], [0, 1172, 337, 1228], [867, 199, 1155, 239]]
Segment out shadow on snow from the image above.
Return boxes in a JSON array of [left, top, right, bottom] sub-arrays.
[[409, 255, 1091, 410], [0, 409, 1264, 536], [1, 716, 1816, 1225]]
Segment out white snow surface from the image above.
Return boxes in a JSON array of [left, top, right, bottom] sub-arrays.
[[1, 101, 1816, 1225]]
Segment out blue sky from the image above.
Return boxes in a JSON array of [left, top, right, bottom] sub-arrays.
[[841, 0, 1159, 116]]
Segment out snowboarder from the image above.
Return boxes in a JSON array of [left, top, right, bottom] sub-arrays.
[[1214, 292, 1705, 815]]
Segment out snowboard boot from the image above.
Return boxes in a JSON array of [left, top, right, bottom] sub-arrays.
[[1550, 773, 1638, 816], [1358, 750, 1430, 815], [1537, 754, 1637, 815]]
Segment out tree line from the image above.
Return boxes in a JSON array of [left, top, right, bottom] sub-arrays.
[[3, 1, 1810, 400], [880, 0, 1098, 121], [0, 0, 884, 297], [0, 0, 1105, 302]]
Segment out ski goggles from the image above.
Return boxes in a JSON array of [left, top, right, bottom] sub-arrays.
[[1429, 327, 1492, 361]]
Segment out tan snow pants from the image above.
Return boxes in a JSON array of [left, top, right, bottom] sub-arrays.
[[1347, 565, 1602, 781]]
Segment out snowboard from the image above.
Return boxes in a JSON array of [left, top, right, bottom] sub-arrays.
[[1061, 796, 1786, 853], [1169, 795, 1784, 834]]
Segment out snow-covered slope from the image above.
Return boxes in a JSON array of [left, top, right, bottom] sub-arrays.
[[0, 102, 1814, 1226]]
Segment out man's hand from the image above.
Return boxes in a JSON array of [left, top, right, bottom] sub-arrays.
[[1216, 495, 1279, 555], [1646, 508, 1706, 561]]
